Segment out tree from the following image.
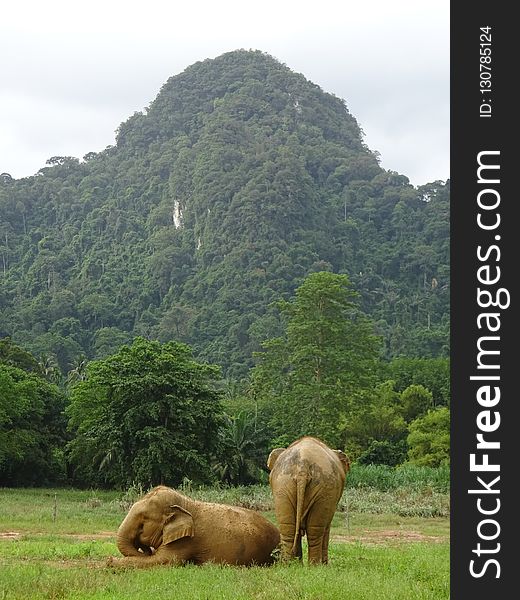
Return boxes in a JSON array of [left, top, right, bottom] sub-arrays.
[[382, 357, 450, 407], [0, 51, 449, 376], [357, 439, 408, 467], [0, 337, 43, 375], [92, 327, 132, 358], [213, 410, 268, 485], [400, 384, 433, 422], [78, 293, 115, 328], [407, 407, 450, 467], [252, 272, 381, 447], [66, 337, 224, 488], [342, 381, 407, 462], [0, 363, 68, 485]]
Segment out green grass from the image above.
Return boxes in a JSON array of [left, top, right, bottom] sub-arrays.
[[0, 485, 449, 599], [346, 464, 450, 493], [0, 535, 115, 561], [170, 464, 451, 518], [0, 543, 449, 599], [340, 487, 450, 517], [0, 488, 123, 533], [0, 472, 450, 536]]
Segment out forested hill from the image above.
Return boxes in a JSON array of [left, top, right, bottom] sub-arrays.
[[0, 50, 449, 378]]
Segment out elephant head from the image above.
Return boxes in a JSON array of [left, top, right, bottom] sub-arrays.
[[116, 487, 193, 557]]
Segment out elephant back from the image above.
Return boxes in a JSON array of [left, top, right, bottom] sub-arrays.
[[269, 437, 348, 517]]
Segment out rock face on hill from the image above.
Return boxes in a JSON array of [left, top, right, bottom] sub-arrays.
[[0, 50, 449, 376]]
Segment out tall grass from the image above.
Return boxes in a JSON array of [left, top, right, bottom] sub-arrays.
[[0, 465, 450, 533], [346, 464, 450, 493], [175, 464, 450, 518], [339, 488, 449, 517]]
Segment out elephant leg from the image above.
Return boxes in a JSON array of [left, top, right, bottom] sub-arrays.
[[107, 548, 184, 569], [278, 523, 302, 561], [306, 504, 335, 564], [108, 555, 166, 569], [321, 526, 331, 564], [306, 525, 326, 564]]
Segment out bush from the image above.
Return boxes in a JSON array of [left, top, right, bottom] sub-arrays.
[[400, 384, 433, 422], [357, 439, 408, 467], [0, 363, 68, 486], [407, 407, 450, 467]]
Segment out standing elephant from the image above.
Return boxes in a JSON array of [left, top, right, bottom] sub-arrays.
[[109, 485, 280, 567], [267, 436, 350, 564]]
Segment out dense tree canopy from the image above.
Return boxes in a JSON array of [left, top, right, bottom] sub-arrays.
[[0, 340, 67, 485], [0, 51, 450, 487], [0, 50, 449, 378], [66, 338, 223, 487], [252, 272, 380, 447]]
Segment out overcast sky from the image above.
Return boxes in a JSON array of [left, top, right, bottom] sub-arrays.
[[0, 0, 449, 187]]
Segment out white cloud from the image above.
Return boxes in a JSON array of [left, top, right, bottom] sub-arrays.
[[0, 0, 449, 185]]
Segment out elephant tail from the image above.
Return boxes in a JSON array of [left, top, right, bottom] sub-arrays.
[[292, 474, 309, 556]]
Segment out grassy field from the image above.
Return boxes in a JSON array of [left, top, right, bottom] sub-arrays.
[[0, 477, 449, 599]]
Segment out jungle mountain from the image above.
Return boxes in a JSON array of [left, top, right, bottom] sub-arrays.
[[0, 50, 449, 379]]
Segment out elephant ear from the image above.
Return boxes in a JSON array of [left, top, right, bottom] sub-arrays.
[[267, 447, 285, 471], [334, 450, 351, 474], [162, 505, 194, 544]]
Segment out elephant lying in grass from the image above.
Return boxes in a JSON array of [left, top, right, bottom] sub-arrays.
[[267, 436, 350, 564], [108, 485, 280, 567]]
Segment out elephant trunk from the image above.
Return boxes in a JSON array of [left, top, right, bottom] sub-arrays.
[[116, 515, 142, 557]]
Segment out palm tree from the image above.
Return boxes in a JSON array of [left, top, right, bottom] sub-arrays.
[[214, 411, 266, 485], [38, 354, 61, 384], [66, 356, 88, 385]]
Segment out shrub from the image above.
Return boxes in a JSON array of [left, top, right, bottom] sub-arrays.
[[407, 407, 450, 467], [357, 439, 408, 467]]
